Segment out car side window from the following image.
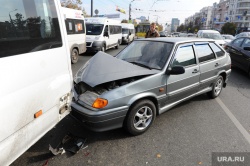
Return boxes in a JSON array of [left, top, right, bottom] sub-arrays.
[[210, 43, 225, 57], [232, 38, 244, 47], [172, 45, 196, 67], [241, 38, 250, 48], [195, 44, 215, 63]]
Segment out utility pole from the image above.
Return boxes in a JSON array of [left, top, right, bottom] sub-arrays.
[[129, 2, 132, 21], [91, 0, 93, 17]]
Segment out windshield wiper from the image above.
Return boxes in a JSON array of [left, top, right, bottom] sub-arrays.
[[130, 61, 152, 70]]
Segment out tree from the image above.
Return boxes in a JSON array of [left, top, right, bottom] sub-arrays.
[[221, 22, 237, 35], [177, 24, 186, 32], [121, 20, 128, 23], [61, 0, 82, 10]]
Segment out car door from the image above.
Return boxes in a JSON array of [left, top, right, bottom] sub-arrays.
[[194, 42, 221, 90], [227, 38, 244, 67], [238, 38, 250, 72], [166, 43, 200, 104]]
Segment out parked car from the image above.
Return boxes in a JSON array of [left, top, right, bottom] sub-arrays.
[[197, 30, 226, 46], [222, 34, 235, 43], [224, 37, 250, 76], [71, 38, 231, 135], [159, 31, 167, 37], [235, 32, 250, 38]]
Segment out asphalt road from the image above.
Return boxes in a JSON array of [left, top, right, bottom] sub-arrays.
[[12, 45, 250, 166]]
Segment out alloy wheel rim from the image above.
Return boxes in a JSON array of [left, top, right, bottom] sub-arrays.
[[133, 106, 153, 130], [214, 78, 223, 96]]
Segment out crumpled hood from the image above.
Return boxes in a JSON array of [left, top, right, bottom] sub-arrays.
[[75, 51, 159, 87]]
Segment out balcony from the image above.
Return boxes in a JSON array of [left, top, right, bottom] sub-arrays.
[[237, 0, 250, 2]]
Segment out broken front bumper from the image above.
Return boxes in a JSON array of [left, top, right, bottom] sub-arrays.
[[71, 101, 129, 132]]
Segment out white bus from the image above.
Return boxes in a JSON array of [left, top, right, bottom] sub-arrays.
[[85, 17, 122, 52], [62, 7, 86, 64], [121, 23, 135, 44], [0, 0, 72, 165]]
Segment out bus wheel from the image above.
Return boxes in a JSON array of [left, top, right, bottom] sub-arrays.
[[115, 41, 119, 49], [71, 48, 79, 64], [101, 44, 106, 52]]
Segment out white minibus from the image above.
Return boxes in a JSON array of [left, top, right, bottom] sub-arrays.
[[0, 0, 72, 165], [121, 23, 135, 44], [85, 17, 122, 52], [62, 7, 86, 64], [197, 30, 226, 46]]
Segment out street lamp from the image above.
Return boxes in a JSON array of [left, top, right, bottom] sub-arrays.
[[129, 0, 140, 22]]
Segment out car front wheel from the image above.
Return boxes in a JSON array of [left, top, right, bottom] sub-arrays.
[[124, 100, 156, 136], [207, 75, 224, 99]]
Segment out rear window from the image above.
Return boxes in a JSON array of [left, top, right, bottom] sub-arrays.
[[195, 44, 215, 63], [0, 0, 62, 58], [210, 43, 225, 57], [172, 45, 196, 67]]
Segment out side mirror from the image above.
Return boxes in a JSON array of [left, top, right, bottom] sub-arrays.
[[166, 66, 185, 75], [104, 31, 109, 37], [243, 47, 250, 51]]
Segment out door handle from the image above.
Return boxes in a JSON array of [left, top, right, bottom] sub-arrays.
[[192, 69, 199, 73], [215, 63, 220, 67]]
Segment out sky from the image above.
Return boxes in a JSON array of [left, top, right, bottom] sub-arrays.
[[82, 0, 220, 25]]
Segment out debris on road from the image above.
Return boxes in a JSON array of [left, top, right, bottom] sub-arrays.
[[198, 161, 202, 165], [42, 159, 49, 166], [49, 133, 87, 155], [156, 154, 161, 158], [49, 144, 65, 155]]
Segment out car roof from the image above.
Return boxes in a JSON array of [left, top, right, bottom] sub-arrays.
[[135, 37, 214, 44]]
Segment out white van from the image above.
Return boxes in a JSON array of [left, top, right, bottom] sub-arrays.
[[0, 0, 72, 165], [85, 17, 122, 52], [62, 7, 86, 64], [121, 23, 135, 44], [197, 30, 225, 46]]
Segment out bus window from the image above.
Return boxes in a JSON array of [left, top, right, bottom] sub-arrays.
[[0, 0, 62, 58]]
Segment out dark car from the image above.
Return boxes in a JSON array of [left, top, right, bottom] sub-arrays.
[[225, 37, 250, 76]]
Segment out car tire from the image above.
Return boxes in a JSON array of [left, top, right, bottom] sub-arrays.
[[207, 75, 224, 99], [71, 48, 79, 64], [115, 41, 119, 49], [101, 44, 106, 52], [124, 100, 156, 136]]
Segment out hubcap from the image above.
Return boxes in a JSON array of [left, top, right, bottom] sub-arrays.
[[214, 78, 223, 96], [72, 51, 77, 60], [133, 106, 153, 130]]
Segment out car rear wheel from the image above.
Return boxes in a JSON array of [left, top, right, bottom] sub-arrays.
[[71, 48, 79, 64], [101, 44, 106, 52], [207, 75, 224, 99], [124, 100, 156, 136]]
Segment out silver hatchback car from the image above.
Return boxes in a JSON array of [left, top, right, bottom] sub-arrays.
[[72, 38, 231, 135]]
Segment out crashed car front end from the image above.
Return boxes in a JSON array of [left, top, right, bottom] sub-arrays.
[[71, 52, 160, 131]]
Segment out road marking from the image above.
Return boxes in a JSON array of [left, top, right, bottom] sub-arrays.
[[216, 97, 250, 145]]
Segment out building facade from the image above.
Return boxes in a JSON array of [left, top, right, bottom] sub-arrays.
[[171, 18, 180, 32], [184, 0, 250, 34]]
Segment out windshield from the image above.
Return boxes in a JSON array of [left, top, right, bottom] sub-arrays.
[[122, 28, 129, 34], [116, 41, 174, 70], [86, 24, 104, 35], [203, 33, 223, 40]]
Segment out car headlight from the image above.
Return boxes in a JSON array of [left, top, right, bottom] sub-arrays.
[[78, 91, 108, 109]]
